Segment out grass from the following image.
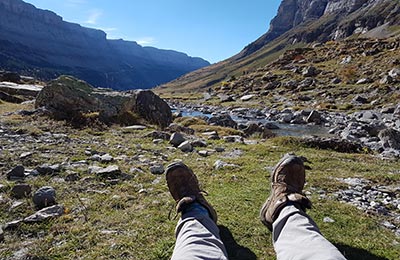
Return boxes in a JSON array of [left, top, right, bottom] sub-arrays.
[[1, 102, 399, 260]]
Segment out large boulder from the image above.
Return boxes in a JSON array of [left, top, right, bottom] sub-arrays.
[[35, 76, 172, 128], [378, 128, 400, 150], [208, 114, 237, 129]]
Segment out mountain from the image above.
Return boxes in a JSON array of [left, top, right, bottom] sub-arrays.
[[0, 0, 209, 90], [157, 0, 400, 94]]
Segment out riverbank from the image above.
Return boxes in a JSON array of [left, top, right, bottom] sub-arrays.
[[169, 100, 400, 159]]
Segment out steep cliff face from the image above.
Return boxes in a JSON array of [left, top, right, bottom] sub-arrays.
[[238, 0, 399, 59], [0, 0, 209, 89]]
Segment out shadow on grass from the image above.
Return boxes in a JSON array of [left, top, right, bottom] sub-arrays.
[[335, 243, 389, 260], [218, 225, 257, 260]]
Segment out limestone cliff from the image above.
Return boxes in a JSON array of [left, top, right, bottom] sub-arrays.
[[238, 0, 400, 59], [0, 0, 209, 89]]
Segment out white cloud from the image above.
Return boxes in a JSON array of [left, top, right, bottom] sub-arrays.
[[85, 9, 103, 25], [136, 37, 156, 46]]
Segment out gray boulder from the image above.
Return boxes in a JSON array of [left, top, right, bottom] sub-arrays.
[[178, 141, 193, 152], [306, 110, 323, 125], [208, 115, 237, 129], [11, 184, 31, 199], [150, 164, 165, 175], [33, 186, 56, 209], [24, 205, 64, 223], [35, 76, 172, 128], [170, 132, 186, 147], [92, 165, 122, 179], [379, 128, 400, 150], [388, 68, 400, 79], [6, 165, 25, 180], [302, 66, 318, 77]]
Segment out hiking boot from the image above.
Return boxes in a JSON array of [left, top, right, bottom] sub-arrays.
[[166, 162, 217, 223], [260, 154, 312, 231]]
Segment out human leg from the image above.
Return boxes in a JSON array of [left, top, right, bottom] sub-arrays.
[[273, 204, 346, 260], [260, 154, 346, 260], [166, 162, 228, 260]]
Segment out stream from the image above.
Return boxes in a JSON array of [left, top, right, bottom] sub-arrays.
[[174, 108, 331, 138]]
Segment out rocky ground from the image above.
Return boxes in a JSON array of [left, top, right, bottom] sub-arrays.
[[1, 94, 400, 259]]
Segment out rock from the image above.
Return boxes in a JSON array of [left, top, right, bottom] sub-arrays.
[[218, 94, 234, 102], [19, 152, 33, 159], [378, 128, 400, 150], [243, 123, 276, 138], [6, 165, 25, 180], [214, 160, 238, 170], [178, 141, 193, 152], [388, 68, 400, 79], [145, 131, 171, 140], [9, 201, 25, 211], [240, 94, 255, 102], [150, 164, 164, 175], [380, 75, 393, 84], [0, 226, 3, 242], [124, 125, 147, 131], [323, 217, 335, 223], [35, 76, 172, 128], [394, 105, 400, 118], [36, 164, 61, 175], [331, 77, 342, 84], [302, 66, 318, 77], [340, 56, 352, 64], [306, 110, 323, 124], [33, 186, 56, 209], [356, 78, 372, 84], [223, 136, 244, 143], [381, 221, 396, 230], [208, 115, 237, 129], [202, 131, 220, 140], [4, 219, 23, 230], [380, 106, 395, 114], [352, 95, 368, 104], [24, 205, 64, 223], [11, 184, 31, 199], [91, 153, 114, 163], [65, 172, 80, 182], [169, 132, 186, 147], [168, 123, 195, 135], [360, 111, 378, 121], [215, 147, 225, 153], [153, 139, 164, 144], [191, 140, 207, 147], [93, 165, 122, 179], [198, 150, 209, 157]]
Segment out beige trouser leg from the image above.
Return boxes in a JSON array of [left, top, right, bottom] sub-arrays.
[[273, 204, 347, 260], [172, 209, 228, 260]]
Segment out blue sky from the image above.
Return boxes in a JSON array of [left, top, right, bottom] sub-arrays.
[[25, 0, 281, 63]]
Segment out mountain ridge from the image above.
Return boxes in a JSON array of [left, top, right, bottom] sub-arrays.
[[157, 0, 400, 94], [0, 0, 209, 90]]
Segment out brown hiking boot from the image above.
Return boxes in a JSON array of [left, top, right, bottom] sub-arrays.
[[260, 154, 312, 231], [165, 162, 217, 223]]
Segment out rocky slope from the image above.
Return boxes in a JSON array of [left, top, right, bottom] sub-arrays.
[[158, 0, 400, 93], [0, 0, 209, 90]]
